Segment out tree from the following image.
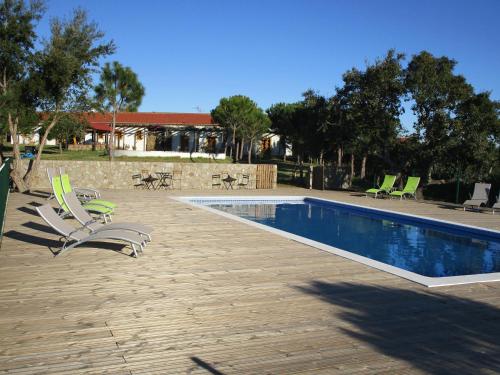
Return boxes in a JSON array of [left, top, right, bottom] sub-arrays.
[[240, 108, 270, 163], [267, 102, 298, 161], [335, 50, 406, 179], [268, 93, 330, 165], [298, 90, 330, 164], [446, 92, 499, 182], [0, 0, 44, 189], [47, 115, 86, 153], [3, 5, 114, 191], [94, 61, 145, 161], [211, 95, 260, 162], [405, 51, 473, 182]]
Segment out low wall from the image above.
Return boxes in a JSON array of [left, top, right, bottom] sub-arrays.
[[68, 144, 106, 151], [22, 160, 277, 190], [113, 150, 226, 159]]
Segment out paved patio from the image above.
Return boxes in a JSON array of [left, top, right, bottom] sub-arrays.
[[0, 187, 499, 374]]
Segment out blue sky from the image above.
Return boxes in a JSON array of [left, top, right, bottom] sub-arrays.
[[37, 0, 500, 130]]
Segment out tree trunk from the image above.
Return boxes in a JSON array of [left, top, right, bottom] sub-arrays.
[[427, 164, 433, 183], [109, 109, 116, 161], [232, 126, 237, 162], [23, 116, 59, 190], [248, 138, 253, 164], [337, 146, 343, 166], [281, 138, 287, 161], [360, 155, 367, 179], [7, 113, 28, 192], [319, 149, 324, 166], [350, 153, 355, 185], [59, 142, 63, 154], [240, 138, 245, 161]]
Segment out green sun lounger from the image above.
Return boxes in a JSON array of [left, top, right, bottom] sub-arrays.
[[389, 176, 420, 200], [366, 175, 397, 198], [51, 176, 114, 222], [60, 174, 116, 209]]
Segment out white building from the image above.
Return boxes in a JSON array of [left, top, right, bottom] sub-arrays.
[[8, 112, 289, 159]]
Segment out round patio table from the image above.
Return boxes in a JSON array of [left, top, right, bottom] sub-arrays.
[[222, 176, 237, 190]]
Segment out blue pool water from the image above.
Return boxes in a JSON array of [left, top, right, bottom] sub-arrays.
[[201, 198, 500, 278]]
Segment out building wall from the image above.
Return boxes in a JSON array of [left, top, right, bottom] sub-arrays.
[[21, 160, 277, 190], [11, 133, 56, 146]]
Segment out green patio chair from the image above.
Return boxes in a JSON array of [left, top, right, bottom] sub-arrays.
[[389, 176, 420, 200], [60, 174, 116, 209], [365, 175, 397, 198], [51, 176, 114, 222]]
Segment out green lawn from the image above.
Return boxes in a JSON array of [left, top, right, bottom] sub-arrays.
[[2, 144, 232, 163]]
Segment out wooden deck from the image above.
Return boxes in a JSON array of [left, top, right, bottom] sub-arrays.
[[0, 187, 499, 374]]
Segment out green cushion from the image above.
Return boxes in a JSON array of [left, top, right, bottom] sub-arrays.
[[88, 199, 117, 209], [82, 203, 114, 214], [366, 188, 381, 194], [61, 174, 116, 208], [389, 190, 404, 196]]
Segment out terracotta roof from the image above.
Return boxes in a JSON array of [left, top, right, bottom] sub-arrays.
[[86, 112, 216, 127], [91, 123, 112, 132]]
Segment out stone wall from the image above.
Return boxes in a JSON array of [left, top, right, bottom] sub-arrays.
[[22, 160, 277, 190], [68, 144, 106, 151]]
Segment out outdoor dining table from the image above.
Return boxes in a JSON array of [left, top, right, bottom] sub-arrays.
[[156, 171, 172, 189], [142, 174, 159, 190], [222, 175, 237, 190]]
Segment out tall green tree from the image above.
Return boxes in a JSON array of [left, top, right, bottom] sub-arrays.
[[446, 92, 499, 182], [298, 90, 330, 164], [267, 102, 298, 161], [2, 5, 114, 191], [240, 108, 270, 163], [336, 50, 405, 179], [405, 51, 473, 181], [47, 115, 86, 153], [94, 61, 145, 161], [211, 95, 260, 162], [0, 0, 44, 188]]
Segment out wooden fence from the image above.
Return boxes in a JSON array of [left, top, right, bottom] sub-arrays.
[[256, 164, 277, 189]]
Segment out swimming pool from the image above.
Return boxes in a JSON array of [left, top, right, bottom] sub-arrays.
[[178, 196, 500, 287]]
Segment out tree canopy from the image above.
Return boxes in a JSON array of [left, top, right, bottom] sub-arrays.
[[94, 61, 145, 160], [0, 1, 115, 191], [211, 95, 269, 162], [266, 49, 499, 190]]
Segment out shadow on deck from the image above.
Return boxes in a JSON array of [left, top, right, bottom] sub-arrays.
[[296, 281, 500, 374]]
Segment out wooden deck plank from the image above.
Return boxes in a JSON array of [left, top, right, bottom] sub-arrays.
[[0, 187, 499, 374]]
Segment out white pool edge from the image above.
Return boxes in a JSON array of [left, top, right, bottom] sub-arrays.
[[174, 196, 500, 288]]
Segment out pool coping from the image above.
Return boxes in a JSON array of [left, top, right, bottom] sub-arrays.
[[174, 195, 500, 288]]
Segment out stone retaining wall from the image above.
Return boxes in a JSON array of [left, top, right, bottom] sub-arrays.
[[22, 160, 277, 190], [68, 144, 106, 151]]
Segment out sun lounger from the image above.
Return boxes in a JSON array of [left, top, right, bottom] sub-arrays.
[[463, 183, 491, 211], [389, 176, 420, 200], [62, 192, 153, 242], [60, 174, 116, 209], [51, 176, 114, 222], [47, 168, 101, 200], [36, 204, 145, 257], [366, 175, 397, 198]]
